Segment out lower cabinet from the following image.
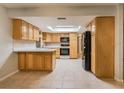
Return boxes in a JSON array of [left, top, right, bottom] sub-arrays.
[[44, 54, 52, 70], [56, 48, 60, 59], [33, 53, 44, 70], [18, 52, 56, 71], [18, 52, 26, 70], [26, 52, 34, 70]]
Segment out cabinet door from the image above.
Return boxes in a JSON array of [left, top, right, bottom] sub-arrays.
[[18, 52, 26, 70], [91, 32, 96, 74], [29, 24, 34, 40], [52, 52, 56, 70], [96, 17, 114, 78], [33, 27, 37, 40], [22, 20, 28, 40], [36, 28, 39, 41], [46, 33, 52, 42], [56, 48, 60, 58], [44, 53, 52, 71], [26, 52, 34, 70], [13, 19, 22, 39], [52, 34, 60, 42], [33, 53, 44, 70], [33, 27, 39, 41], [70, 33, 78, 58], [42, 32, 46, 41]]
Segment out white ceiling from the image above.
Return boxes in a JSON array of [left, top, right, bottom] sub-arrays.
[[6, 3, 113, 33], [1, 3, 117, 8], [18, 16, 95, 33]]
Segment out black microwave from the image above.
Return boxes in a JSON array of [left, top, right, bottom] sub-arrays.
[[60, 37, 69, 43]]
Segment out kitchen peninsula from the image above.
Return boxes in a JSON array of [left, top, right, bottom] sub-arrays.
[[14, 48, 56, 71]]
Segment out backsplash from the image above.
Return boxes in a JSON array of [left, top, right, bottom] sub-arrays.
[[13, 40, 36, 50], [13, 40, 60, 50], [45, 42, 61, 47]]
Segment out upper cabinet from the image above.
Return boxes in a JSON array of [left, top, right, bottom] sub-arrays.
[[42, 32, 60, 43], [13, 19, 28, 40], [42, 32, 47, 41], [51, 33, 60, 42], [13, 19, 40, 41], [33, 26, 39, 41], [28, 23, 34, 40]]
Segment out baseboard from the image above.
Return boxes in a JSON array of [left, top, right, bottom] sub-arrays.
[[115, 77, 124, 82], [0, 70, 19, 82]]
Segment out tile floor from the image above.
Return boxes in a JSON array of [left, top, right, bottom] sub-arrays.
[[0, 59, 124, 89]]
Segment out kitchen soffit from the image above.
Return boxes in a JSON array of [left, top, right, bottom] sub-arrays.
[[18, 16, 95, 32], [0, 3, 117, 8]]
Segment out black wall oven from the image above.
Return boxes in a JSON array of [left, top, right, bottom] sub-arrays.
[[60, 48, 69, 55], [61, 43, 70, 47], [60, 37, 69, 43]]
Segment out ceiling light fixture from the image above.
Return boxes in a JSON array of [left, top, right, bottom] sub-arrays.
[[56, 25, 74, 28], [47, 26, 82, 32], [47, 26, 54, 31]]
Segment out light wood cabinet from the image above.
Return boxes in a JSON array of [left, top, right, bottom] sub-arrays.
[[44, 53, 52, 70], [33, 27, 39, 41], [18, 52, 26, 70], [56, 48, 60, 58], [13, 19, 39, 41], [22, 21, 29, 40], [96, 17, 114, 78], [43, 33, 60, 43], [51, 33, 60, 42], [26, 52, 34, 70], [91, 32, 96, 74], [42, 32, 78, 59], [13, 19, 29, 40], [45, 33, 52, 42], [33, 53, 44, 70], [69, 33, 78, 58], [88, 16, 115, 78], [18, 52, 56, 71], [28, 24, 34, 40], [42, 32, 46, 41], [52, 51, 56, 69], [77, 34, 83, 58]]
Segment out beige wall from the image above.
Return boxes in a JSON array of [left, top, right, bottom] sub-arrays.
[[13, 40, 36, 49], [0, 6, 18, 79]]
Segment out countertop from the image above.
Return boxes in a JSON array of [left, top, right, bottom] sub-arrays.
[[44, 46, 60, 49], [13, 48, 57, 52]]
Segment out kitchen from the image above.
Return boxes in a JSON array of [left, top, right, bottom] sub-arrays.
[[0, 3, 124, 89], [12, 17, 86, 72]]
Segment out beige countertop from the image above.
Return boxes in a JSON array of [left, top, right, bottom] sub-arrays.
[[13, 48, 56, 52], [44, 46, 60, 49]]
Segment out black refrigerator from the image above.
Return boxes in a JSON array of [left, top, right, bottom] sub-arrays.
[[83, 31, 91, 71]]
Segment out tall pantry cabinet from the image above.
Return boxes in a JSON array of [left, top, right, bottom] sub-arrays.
[[87, 16, 115, 78], [69, 33, 78, 58]]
